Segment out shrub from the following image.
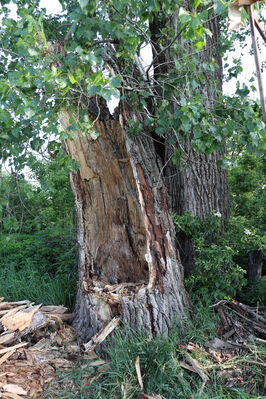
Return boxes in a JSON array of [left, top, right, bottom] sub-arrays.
[[239, 276, 266, 307], [186, 240, 247, 302], [173, 212, 248, 302]]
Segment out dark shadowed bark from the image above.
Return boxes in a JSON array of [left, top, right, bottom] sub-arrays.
[[59, 103, 189, 344], [248, 250, 263, 284]]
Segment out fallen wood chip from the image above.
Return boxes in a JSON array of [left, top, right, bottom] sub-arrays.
[[3, 384, 27, 395], [179, 361, 196, 373], [135, 356, 143, 390], [217, 305, 230, 330], [83, 317, 120, 352], [0, 333, 16, 345], [0, 298, 79, 398], [1, 392, 25, 399], [185, 353, 209, 383], [2, 305, 41, 332], [0, 350, 16, 366], [206, 338, 236, 351], [41, 305, 68, 314], [89, 359, 106, 367], [0, 306, 29, 320], [47, 313, 73, 322], [0, 342, 28, 355]]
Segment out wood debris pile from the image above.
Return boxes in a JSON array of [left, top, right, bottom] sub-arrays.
[[176, 300, 266, 393], [214, 299, 266, 344], [0, 298, 78, 398]]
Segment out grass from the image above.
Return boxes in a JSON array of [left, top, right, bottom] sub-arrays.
[[0, 229, 78, 309], [0, 263, 77, 309], [45, 302, 265, 399]]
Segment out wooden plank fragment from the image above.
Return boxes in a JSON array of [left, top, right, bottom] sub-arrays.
[[0, 342, 28, 355], [3, 384, 27, 395], [83, 317, 120, 352], [0, 350, 16, 366], [0, 306, 28, 320], [135, 356, 144, 390], [185, 353, 209, 383], [0, 333, 16, 345], [41, 305, 68, 313], [2, 305, 41, 332], [1, 393, 24, 399]]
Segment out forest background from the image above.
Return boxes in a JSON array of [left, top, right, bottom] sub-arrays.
[[0, 0, 265, 397]]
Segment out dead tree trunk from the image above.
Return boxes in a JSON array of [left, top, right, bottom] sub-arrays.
[[59, 103, 188, 344]]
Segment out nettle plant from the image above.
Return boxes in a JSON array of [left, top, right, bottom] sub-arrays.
[[0, 0, 264, 171]]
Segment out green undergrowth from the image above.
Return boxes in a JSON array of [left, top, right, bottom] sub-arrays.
[[0, 227, 78, 309], [45, 302, 265, 399], [172, 212, 265, 306]]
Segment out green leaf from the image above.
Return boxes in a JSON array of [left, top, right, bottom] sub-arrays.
[[110, 77, 121, 88], [79, 0, 89, 10], [191, 0, 201, 9], [25, 107, 36, 118], [179, 8, 191, 24], [87, 85, 101, 96], [68, 73, 77, 84], [90, 71, 106, 86], [28, 48, 38, 57], [89, 129, 99, 140]]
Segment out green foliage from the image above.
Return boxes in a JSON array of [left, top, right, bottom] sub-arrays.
[[173, 209, 265, 304], [0, 0, 264, 171], [186, 242, 247, 301], [0, 155, 76, 234], [0, 157, 78, 308], [173, 213, 248, 302], [173, 212, 222, 244], [239, 276, 266, 307], [228, 153, 265, 233], [224, 216, 265, 270]]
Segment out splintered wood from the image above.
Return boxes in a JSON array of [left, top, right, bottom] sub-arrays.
[[0, 298, 75, 398]]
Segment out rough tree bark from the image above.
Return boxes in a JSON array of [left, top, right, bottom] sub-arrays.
[[59, 102, 189, 344], [150, 11, 230, 276], [166, 14, 229, 221]]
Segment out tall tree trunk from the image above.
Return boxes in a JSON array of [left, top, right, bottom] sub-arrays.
[[59, 103, 188, 344], [163, 12, 230, 276]]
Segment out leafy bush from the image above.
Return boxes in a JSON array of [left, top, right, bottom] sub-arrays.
[[229, 153, 265, 233], [186, 241, 247, 301], [173, 212, 249, 302], [239, 276, 266, 307]]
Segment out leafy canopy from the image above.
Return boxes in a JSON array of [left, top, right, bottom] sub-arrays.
[[0, 0, 264, 170]]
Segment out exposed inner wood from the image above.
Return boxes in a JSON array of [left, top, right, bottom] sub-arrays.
[[60, 110, 149, 287], [59, 107, 188, 343]]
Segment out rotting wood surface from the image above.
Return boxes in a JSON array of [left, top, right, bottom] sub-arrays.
[[0, 298, 76, 398], [59, 106, 189, 344]]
